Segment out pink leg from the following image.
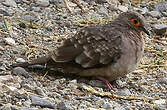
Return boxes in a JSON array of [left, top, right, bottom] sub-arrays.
[[97, 77, 115, 91]]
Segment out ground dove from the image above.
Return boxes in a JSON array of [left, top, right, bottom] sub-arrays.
[[13, 11, 150, 90]]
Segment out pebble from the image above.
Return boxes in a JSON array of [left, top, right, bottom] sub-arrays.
[[148, 11, 161, 18], [154, 99, 166, 105], [19, 108, 39, 110], [22, 84, 35, 90], [118, 5, 128, 12], [2, 0, 17, 7], [49, 0, 65, 5], [0, 75, 13, 83], [12, 67, 30, 78], [98, 7, 108, 16], [22, 99, 32, 107], [30, 95, 55, 109], [88, 108, 99, 110], [116, 89, 131, 96], [0, 66, 6, 71], [35, 0, 50, 7], [32, 7, 41, 12], [35, 87, 47, 96], [89, 80, 106, 88], [115, 79, 127, 88], [159, 77, 167, 84], [154, 1, 167, 12], [3, 38, 16, 45], [78, 104, 88, 109], [0, 103, 12, 110], [0, 8, 10, 16], [22, 15, 36, 22], [57, 101, 73, 110], [18, 22, 27, 28], [16, 58, 26, 63], [153, 24, 167, 35], [0, 0, 5, 3], [114, 106, 126, 110], [102, 102, 113, 109]]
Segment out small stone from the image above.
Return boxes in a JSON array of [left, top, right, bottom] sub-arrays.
[[22, 99, 32, 107], [2, 85, 17, 92], [92, 95, 101, 101], [12, 67, 30, 78], [22, 84, 35, 90], [16, 58, 26, 63], [0, 45, 4, 51], [19, 108, 39, 110], [3, 38, 16, 45], [87, 108, 99, 110], [78, 104, 87, 109], [19, 22, 27, 28], [2, 0, 17, 7], [0, 66, 6, 71], [30, 95, 55, 109], [22, 15, 36, 22], [153, 24, 167, 35], [0, 103, 12, 110], [49, 0, 64, 5], [148, 11, 161, 18], [57, 102, 73, 110], [116, 89, 131, 96], [133, 69, 144, 73], [154, 1, 167, 12], [35, 87, 47, 96], [118, 5, 128, 12], [98, 7, 108, 16], [35, 0, 50, 7], [0, 0, 5, 2], [0, 9, 10, 16], [0, 75, 13, 83], [159, 77, 167, 84], [154, 99, 166, 105], [89, 80, 106, 88], [115, 80, 127, 88], [70, 79, 77, 83], [102, 102, 113, 109], [32, 7, 41, 12], [114, 106, 126, 110]]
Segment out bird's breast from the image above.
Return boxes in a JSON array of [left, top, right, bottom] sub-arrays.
[[106, 33, 144, 80]]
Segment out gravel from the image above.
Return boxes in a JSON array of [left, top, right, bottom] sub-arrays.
[[0, 0, 166, 109]]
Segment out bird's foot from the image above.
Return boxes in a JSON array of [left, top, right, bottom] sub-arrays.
[[97, 77, 116, 91]]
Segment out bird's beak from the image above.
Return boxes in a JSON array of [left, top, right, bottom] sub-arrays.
[[142, 26, 152, 38]]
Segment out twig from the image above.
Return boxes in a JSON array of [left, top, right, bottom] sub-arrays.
[[82, 85, 151, 102], [138, 64, 167, 69], [71, 0, 85, 12], [152, 39, 167, 46], [65, 0, 73, 13]]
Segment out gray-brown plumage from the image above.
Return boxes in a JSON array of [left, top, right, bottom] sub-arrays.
[[13, 11, 150, 82]]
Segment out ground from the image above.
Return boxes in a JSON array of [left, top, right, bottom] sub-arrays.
[[0, 0, 167, 110]]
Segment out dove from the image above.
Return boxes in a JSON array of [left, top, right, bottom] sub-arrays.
[[13, 11, 150, 90]]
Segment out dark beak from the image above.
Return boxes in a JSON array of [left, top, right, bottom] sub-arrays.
[[142, 26, 151, 37]]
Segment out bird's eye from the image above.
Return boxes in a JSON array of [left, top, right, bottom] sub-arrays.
[[130, 18, 141, 27]]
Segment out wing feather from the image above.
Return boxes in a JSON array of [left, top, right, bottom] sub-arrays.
[[50, 25, 122, 68]]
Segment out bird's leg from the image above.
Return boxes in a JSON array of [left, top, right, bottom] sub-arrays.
[[97, 77, 115, 91]]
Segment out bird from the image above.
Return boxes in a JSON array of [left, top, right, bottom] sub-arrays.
[[13, 11, 150, 90]]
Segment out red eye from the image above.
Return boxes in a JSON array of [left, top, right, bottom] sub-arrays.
[[130, 18, 141, 27]]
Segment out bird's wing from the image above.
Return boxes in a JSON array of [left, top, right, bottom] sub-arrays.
[[51, 25, 123, 68]]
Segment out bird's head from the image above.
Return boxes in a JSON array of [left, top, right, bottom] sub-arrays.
[[116, 11, 150, 36]]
